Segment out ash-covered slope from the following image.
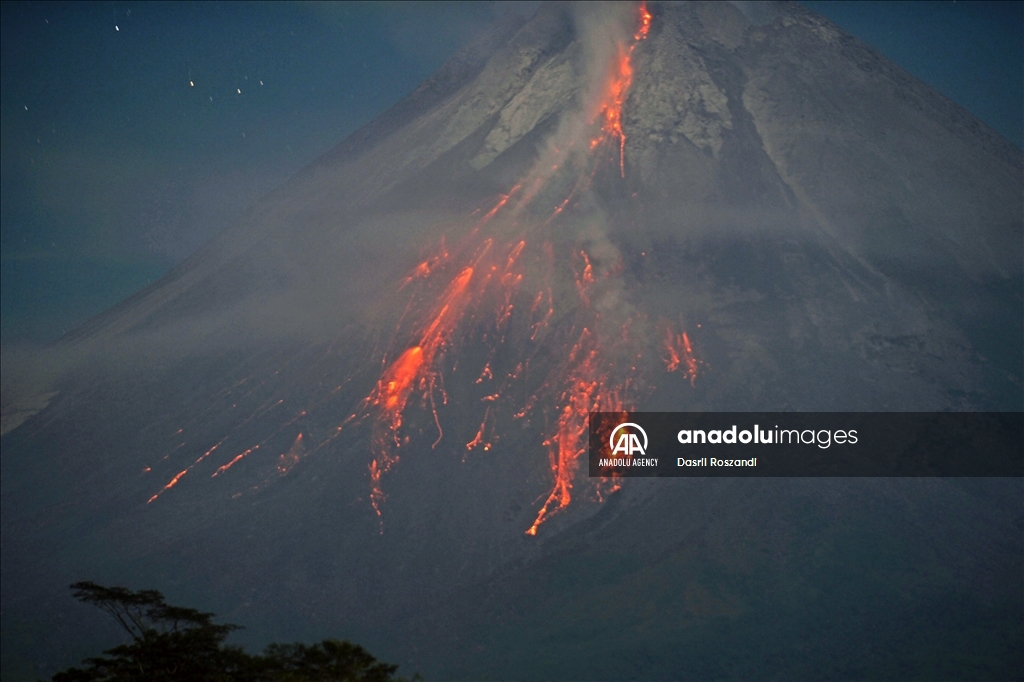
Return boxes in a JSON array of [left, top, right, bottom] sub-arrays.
[[56, 1, 1022, 410], [3, 2, 1021, 679]]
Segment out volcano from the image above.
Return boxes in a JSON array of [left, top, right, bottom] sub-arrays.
[[2, 2, 1021, 679]]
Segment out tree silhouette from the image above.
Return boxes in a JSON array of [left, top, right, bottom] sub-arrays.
[[52, 582, 408, 681]]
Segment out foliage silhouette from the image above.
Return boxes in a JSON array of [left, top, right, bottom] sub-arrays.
[[52, 582, 409, 681]]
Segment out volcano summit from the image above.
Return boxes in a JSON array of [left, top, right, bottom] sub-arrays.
[[2, 2, 1021, 679]]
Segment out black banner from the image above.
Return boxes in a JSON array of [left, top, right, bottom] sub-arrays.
[[588, 413, 1023, 477]]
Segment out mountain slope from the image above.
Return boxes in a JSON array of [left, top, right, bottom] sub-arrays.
[[2, 2, 1021, 679]]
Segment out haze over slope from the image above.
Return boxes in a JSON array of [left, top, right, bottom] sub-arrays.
[[2, 2, 1021, 679]]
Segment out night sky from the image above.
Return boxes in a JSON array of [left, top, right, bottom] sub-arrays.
[[2, 1, 1021, 345]]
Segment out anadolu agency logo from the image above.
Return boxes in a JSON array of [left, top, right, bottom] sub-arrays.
[[609, 422, 648, 456], [598, 422, 658, 468]]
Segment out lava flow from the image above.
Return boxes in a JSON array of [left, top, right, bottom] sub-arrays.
[[358, 261, 479, 517], [663, 326, 700, 386], [592, 1, 652, 176], [323, 0, 659, 532], [527, 328, 625, 535], [143, 3, 698, 538]]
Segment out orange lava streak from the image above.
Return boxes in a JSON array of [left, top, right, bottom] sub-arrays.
[[466, 424, 486, 451], [400, 238, 449, 289], [476, 184, 520, 228], [680, 331, 697, 384], [526, 329, 625, 535], [380, 346, 425, 414], [466, 405, 493, 452], [213, 445, 258, 477], [591, 2, 651, 177], [663, 327, 699, 386], [362, 264, 479, 517], [604, 43, 633, 177], [147, 469, 188, 504], [368, 458, 387, 516], [574, 251, 596, 303], [635, 2, 652, 41], [530, 290, 554, 340], [147, 440, 222, 504], [503, 240, 527, 274], [365, 346, 423, 515], [476, 363, 493, 383], [422, 265, 481, 362]]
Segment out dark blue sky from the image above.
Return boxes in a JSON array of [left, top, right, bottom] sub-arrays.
[[2, 1, 1021, 344]]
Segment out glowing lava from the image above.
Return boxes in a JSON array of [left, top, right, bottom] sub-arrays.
[[357, 263, 479, 517], [664, 327, 699, 386], [635, 3, 652, 41], [330, 2, 651, 530], [143, 3, 692, 538], [591, 2, 651, 176], [526, 328, 625, 535], [147, 440, 222, 504]]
